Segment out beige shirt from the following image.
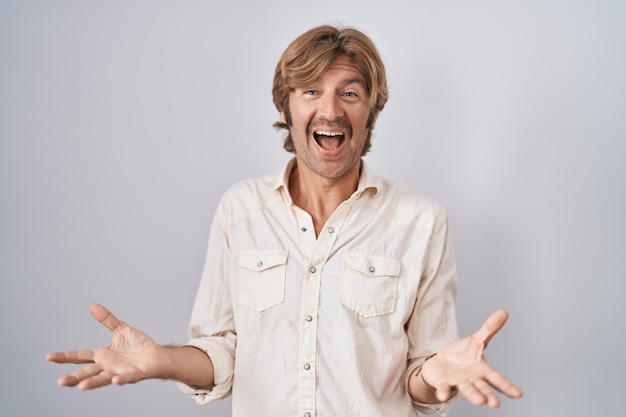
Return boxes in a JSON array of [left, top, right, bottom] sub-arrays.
[[178, 159, 460, 416]]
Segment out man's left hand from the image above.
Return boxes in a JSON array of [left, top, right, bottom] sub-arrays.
[[419, 309, 523, 408]]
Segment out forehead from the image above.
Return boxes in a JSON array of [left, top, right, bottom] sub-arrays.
[[305, 56, 365, 87]]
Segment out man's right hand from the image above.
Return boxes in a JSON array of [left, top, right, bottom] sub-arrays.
[[46, 303, 173, 390]]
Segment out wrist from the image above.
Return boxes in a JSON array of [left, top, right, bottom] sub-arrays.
[[409, 353, 439, 403], [417, 353, 437, 390], [152, 344, 179, 380]]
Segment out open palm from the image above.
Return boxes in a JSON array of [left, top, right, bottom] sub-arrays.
[[46, 303, 168, 390], [421, 309, 523, 408]]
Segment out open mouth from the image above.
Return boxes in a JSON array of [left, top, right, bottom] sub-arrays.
[[313, 130, 345, 150]]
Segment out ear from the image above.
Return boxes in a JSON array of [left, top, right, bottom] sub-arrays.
[[280, 112, 287, 125]]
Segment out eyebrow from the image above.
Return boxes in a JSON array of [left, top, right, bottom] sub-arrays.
[[298, 76, 366, 91], [342, 77, 366, 87]]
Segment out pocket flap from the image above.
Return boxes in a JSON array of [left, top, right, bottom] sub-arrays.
[[238, 250, 288, 272], [343, 253, 401, 277]]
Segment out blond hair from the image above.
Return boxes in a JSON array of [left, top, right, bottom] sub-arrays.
[[272, 25, 389, 155]]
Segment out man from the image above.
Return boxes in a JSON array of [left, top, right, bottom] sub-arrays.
[[47, 25, 522, 416]]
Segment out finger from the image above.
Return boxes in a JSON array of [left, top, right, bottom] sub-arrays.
[[57, 374, 80, 387], [456, 380, 487, 406], [57, 363, 102, 387], [46, 350, 95, 364], [486, 371, 524, 398], [77, 370, 116, 391], [89, 303, 124, 332], [474, 379, 501, 409], [473, 309, 508, 348], [111, 368, 141, 385], [432, 380, 453, 403]]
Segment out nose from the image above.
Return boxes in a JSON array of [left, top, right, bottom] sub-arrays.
[[318, 94, 344, 121]]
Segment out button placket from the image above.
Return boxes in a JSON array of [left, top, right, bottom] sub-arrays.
[[298, 254, 322, 415], [297, 205, 351, 416]]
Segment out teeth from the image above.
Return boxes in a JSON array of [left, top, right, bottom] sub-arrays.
[[315, 130, 343, 137], [314, 130, 345, 150]]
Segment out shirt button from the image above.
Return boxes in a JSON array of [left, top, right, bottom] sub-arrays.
[[301, 227, 307, 232], [305, 315, 313, 322], [304, 413, 311, 417], [327, 227, 334, 234], [257, 261, 263, 268], [309, 266, 316, 273], [303, 363, 311, 370], [368, 266, 376, 273]]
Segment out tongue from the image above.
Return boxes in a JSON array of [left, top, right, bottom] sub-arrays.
[[318, 136, 342, 150]]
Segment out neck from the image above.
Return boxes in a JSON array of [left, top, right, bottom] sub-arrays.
[[288, 159, 361, 236]]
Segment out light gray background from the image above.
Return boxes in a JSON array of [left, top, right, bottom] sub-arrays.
[[1, 1, 624, 416]]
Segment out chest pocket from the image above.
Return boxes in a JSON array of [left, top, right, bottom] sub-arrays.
[[238, 250, 288, 312], [340, 253, 401, 318]]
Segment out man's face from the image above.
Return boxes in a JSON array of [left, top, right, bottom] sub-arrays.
[[282, 57, 373, 182]]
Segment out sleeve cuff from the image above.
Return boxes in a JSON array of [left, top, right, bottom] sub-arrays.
[[176, 338, 235, 405]]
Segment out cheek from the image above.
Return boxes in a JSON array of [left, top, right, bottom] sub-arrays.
[[291, 108, 314, 130]]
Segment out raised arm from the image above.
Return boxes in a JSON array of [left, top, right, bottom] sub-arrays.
[[46, 303, 215, 390], [408, 309, 523, 408]]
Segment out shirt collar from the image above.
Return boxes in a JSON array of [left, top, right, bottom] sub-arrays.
[[356, 160, 382, 198], [269, 158, 295, 192], [271, 157, 382, 198]]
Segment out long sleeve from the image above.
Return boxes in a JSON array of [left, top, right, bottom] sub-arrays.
[[176, 199, 237, 404], [405, 208, 460, 416]]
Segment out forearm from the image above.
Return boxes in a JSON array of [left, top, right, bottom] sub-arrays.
[[161, 345, 215, 389]]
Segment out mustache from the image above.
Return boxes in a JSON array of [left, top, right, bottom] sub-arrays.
[[308, 117, 352, 135]]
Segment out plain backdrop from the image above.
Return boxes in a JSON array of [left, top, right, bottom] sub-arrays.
[[1, 1, 624, 416]]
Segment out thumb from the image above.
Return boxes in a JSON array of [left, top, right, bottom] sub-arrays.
[[474, 309, 508, 348], [89, 303, 125, 332]]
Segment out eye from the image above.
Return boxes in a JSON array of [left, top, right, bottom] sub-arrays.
[[342, 90, 361, 101], [304, 90, 318, 95]]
